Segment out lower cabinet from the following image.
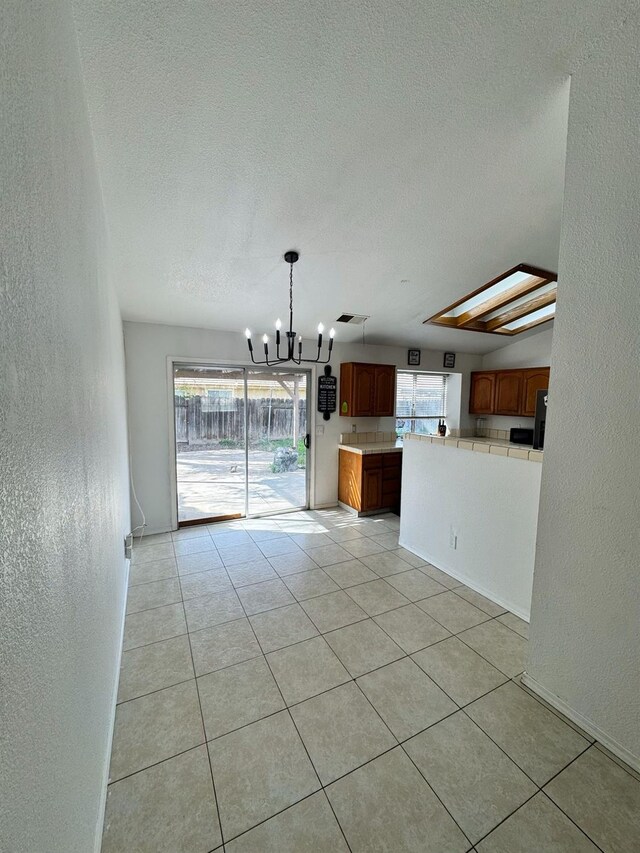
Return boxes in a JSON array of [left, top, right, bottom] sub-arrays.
[[362, 467, 383, 511], [338, 450, 402, 513]]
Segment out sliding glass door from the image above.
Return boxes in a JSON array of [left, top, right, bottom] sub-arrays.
[[173, 366, 246, 522], [246, 371, 308, 516], [173, 364, 309, 524]]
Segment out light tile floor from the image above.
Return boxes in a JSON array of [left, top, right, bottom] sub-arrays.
[[102, 508, 640, 852]]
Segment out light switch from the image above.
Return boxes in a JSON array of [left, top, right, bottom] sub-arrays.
[[316, 425, 324, 435]]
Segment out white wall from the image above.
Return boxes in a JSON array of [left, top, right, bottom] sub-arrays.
[[123, 321, 481, 532], [0, 2, 130, 851], [526, 8, 640, 768], [479, 328, 554, 432], [400, 441, 541, 618], [482, 327, 554, 371]]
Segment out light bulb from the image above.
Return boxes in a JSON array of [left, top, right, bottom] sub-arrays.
[[329, 328, 335, 338], [275, 319, 282, 330], [317, 322, 324, 334], [298, 335, 302, 342], [245, 328, 252, 338], [262, 334, 269, 344]]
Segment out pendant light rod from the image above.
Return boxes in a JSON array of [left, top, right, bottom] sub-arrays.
[[244, 250, 335, 366]]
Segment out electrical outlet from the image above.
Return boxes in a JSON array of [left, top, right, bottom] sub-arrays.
[[449, 525, 458, 550], [124, 534, 133, 560], [316, 425, 324, 436]]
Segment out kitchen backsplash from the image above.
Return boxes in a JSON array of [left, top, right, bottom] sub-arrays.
[[339, 431, 397, 445]]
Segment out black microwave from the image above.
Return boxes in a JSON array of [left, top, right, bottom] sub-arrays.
[[510, 427, 534, 446]]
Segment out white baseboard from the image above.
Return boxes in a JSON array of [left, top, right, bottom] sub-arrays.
[[94, 556, 129, 852], [398, 538, 530, 622], [521, 673, 640, 774]]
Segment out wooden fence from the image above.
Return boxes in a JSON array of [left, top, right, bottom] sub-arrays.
[[175, 396, 307, 450]]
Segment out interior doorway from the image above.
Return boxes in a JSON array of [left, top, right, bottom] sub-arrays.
[[173, 364, 310, 524]]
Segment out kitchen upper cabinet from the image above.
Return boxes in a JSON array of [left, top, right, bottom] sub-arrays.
[[495, 370, 523, 415], [469, 367, 550, 417], [374, 364, 396, 416], [340, 362, 396, 417], [469, 372, 496, 414], [522, 368, 551, 416]]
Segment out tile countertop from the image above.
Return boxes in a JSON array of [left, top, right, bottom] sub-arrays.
[[337, 441, 403, 455], [403, 433, 543, 462]]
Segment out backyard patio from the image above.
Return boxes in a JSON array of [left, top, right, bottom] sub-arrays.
[[177, 448, 307, 521]]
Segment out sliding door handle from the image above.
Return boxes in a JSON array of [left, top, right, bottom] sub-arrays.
[[303, 433, 311, 449]]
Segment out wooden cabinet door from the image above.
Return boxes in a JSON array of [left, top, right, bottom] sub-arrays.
[[495, 371, 524, 415], [352, 364, 376, 416], [469, 372, 496, 414], [361, 467, 382, 511], [521, 368, 550, 416], [374, 365, 396, 416], [338, 450, 363, 510]]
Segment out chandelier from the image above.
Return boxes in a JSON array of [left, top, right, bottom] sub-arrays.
[[244, 251, 335, 365]]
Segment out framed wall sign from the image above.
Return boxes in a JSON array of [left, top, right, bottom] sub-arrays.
[[443, 352, 456, 369], [317, 365, 337, 421], [408, 349, 421, 366]]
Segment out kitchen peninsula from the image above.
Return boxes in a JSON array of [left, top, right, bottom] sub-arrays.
[[399, 433, 543, 619]]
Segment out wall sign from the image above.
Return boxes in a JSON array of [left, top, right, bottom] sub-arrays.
[[317, 365, 337, 421], [408, 349, 421, 366], [443, 351, 456, 369]]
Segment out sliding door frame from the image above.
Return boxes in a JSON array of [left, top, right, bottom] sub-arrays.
[[167, 357, 312, 528]]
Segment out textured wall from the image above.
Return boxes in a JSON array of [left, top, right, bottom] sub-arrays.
[[123, 321, 482, 532], [482, 327, 554, 371], [0, 2, 130, 851], [527, 7, 640, 766]]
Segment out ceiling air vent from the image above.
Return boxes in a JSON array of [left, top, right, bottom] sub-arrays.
[[336, 313, 370, 325]]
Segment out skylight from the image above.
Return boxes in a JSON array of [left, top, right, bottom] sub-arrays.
[[424, 263, 557, 336], [498, 301, 556, 332]]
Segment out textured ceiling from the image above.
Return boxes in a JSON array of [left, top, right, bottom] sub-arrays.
[[73, 0, 614, 353]]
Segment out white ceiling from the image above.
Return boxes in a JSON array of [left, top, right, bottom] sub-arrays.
[[74, 0, 613, 354]]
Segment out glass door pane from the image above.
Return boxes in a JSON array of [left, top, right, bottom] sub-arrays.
[[174, 365, 246, 523], [246, 371, 308, 516]]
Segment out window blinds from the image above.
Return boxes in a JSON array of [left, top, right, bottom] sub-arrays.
[[396, 371, 447, 418]]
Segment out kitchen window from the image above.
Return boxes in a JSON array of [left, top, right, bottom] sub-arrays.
[[396, 371, 447, 437]]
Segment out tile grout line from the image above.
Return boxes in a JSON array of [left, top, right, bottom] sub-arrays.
[[173, 538, 226, 851], [121, 587, 511, 673], [398, 741, 476, 849], [537, 785, 607, 853], [357, 608, 610, 828], [122, 513, 623, 850], [117, 633, 590, 807], [464, 745, 605, 853], [219, 555, 354, 851], [122, 572, 521, 675]]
